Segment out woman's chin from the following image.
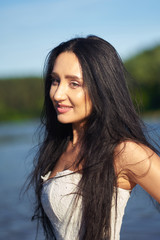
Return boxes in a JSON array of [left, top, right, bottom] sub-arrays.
[[57, 115, 72, 124]]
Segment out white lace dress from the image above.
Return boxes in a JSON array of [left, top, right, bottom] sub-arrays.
[[41, 170, 131, 240]]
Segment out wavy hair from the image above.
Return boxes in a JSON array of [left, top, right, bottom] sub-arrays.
[[29, 36, 158, 240]]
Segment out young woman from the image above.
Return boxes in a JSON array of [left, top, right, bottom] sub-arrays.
[[30, 36, 160, 240]]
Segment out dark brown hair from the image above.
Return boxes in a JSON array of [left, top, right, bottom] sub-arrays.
[[29, 35, 158, 240]]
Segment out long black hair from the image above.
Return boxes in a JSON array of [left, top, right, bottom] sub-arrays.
[[29, 35, 158, 240]]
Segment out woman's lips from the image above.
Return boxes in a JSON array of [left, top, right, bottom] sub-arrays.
[[56, 104, 73, 114]]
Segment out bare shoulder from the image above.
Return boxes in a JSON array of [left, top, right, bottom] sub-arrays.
[[114, 140, 160, 202], [114, 140, 154, 168]]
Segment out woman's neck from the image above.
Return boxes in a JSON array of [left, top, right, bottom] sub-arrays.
[[72, 123, 84, 146]]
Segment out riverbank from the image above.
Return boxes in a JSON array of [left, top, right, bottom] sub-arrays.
[[142, 110, 160, 121], [0, 109, 159, 123]]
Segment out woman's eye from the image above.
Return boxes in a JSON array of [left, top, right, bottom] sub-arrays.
[[51, 78, 59, 86], [70, 81, 80, 88]]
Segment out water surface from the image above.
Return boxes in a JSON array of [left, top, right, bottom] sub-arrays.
[[0, 120, 160, 240]]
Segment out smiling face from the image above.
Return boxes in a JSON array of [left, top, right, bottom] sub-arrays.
[[49, 51, 92, 126]]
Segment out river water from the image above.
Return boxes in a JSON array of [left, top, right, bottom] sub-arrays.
[[0, 120, 160, 240]]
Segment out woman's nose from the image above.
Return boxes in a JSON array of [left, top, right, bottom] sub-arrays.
[[51, 83, 67, 102]]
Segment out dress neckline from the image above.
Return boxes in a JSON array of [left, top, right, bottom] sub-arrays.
[[41, 169, 77, 182], [41, 170, 131, 193]]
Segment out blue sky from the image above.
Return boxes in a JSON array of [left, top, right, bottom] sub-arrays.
[[1, 0, 160, 77]]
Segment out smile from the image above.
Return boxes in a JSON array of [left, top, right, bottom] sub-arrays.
[[56, 104, 73, 114]]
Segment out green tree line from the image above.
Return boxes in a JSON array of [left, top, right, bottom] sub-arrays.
[[0, 44, 160, 121], [125, 44, 160, 113], [0, 77, 44, 121]]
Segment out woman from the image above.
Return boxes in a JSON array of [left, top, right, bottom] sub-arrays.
[[30, 35, 160, 240]]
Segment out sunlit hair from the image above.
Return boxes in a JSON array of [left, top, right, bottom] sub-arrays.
[[29, 35, 158, 240]]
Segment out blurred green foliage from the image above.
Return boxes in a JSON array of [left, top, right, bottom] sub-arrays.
[[0, 77, 43, 121], [0, 44, 160, 121], [125, 45, 160, 112]]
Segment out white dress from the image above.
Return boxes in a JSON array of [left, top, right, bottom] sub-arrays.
[[41, 170, 131, 240]]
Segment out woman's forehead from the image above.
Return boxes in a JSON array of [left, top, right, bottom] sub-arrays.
[[52, 52, 83, 79]]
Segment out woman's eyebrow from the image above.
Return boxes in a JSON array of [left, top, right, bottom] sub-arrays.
[[65, 75, 82, 81], [51, 72, 59, 78], [51, 73, 83, 81]]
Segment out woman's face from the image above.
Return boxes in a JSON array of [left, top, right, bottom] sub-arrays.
[[50, 51, 92, 125]]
